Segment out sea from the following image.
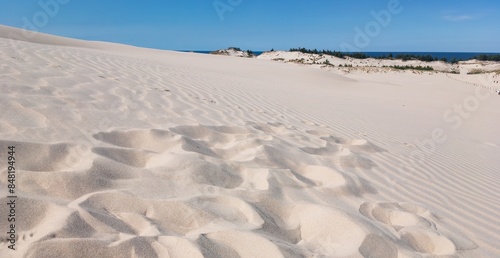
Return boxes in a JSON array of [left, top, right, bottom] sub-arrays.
[[179, 51, 499, 61]]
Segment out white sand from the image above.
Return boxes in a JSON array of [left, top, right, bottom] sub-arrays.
[[0, 25, 499, 257], [210, 48, 256, 58], [259, 50, 500, 75]]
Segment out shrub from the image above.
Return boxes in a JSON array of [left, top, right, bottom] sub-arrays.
[[467, 69, 484, 74], [473, 54, 500, 61], [388, 65, 434, 71]]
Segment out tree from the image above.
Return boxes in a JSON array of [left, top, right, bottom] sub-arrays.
[[472, 54, 500, 61]]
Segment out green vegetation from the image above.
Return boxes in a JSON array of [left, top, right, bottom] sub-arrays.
[[289, 58, 306, 64], [383, 65, 434, 71], [210, 47, 256, 57], [289, 48, 442, 62], [289, 47, 371, 59], [289, 48, 349, 59], [467, 69, 485, 75], [348, 53, 369, 59], [390, 54, 436, 62], [323, 59, 333, 66], [287, 48, 498, 64], [472, 54, 500, 61]]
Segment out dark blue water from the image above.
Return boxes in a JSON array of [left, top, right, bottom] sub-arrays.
[[179, 50, 499, 61]]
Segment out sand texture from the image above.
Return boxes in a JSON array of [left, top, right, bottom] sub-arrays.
[[0, 25, 499, 257]]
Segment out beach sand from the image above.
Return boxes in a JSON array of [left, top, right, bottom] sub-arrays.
[[0, 25, 499, 257]]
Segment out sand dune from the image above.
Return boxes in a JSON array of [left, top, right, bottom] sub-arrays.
[[0, 25, 499, 257]]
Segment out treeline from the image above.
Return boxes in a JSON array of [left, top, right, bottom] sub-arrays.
[[289, 48, 368, 59], [377, 54, 500, 63], [375, 54, 458, 63], [473, 54, 500, 61], [287, 48, 473, 64]]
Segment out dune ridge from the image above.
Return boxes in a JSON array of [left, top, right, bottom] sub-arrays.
[[0, 26, 499, 257]]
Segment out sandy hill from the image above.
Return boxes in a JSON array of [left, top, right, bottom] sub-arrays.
[[210, 47, 256, 58], [259, 50, 500, 75], [0, 25, 499, 257]]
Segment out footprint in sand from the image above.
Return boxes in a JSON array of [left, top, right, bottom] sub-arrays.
[[359, 202, 478, 256]]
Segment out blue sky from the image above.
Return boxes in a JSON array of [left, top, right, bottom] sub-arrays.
[[1, 0, 499, 52]]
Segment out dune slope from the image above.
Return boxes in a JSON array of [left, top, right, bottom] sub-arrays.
[[0, 26, 499, 257]]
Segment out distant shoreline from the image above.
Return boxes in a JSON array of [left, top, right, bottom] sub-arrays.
[[179, 50, 500, 62]]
